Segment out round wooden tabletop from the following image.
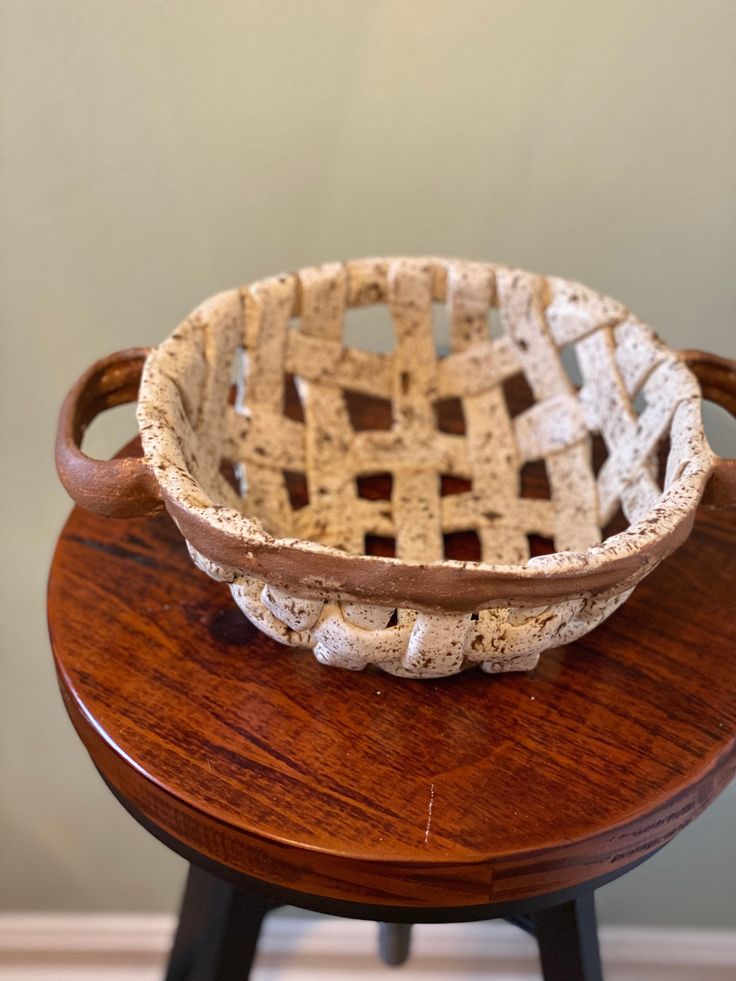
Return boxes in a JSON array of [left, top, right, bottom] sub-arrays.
[[48, 445, 736, 912]]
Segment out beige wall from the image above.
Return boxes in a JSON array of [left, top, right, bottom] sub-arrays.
[[1, 0, 734, 922]]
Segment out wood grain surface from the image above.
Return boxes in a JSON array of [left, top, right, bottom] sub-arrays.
[[48, 435, 736, 909]]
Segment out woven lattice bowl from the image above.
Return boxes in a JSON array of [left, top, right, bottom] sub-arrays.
[[56, 258, 736, 678]]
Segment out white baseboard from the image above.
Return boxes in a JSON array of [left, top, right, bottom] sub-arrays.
[[0, 912, 735, 980]]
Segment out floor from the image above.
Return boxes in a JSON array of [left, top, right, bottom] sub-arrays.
[[1, 914, 735, 980]]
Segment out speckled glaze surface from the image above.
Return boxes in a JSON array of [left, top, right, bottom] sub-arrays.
[[108, 257, 716, 678]]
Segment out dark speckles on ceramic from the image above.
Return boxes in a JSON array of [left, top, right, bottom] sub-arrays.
[[132, 258, 718, 678]]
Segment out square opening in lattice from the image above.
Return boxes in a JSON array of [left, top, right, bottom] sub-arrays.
[[502, 372, 536, 418], [443, 530, 482, 561], [283, 470, 309, 511], [601, 506, 628, 541], [656, 435, 671, 490], [342, 304, 394, 353], [560, 344, 583, 389], [632, 387, 648, 417], [356, 473, 393, 501], [365, 534, 396, 557], [344, 390, 393, 431], [489, 304, 504, 339], [527, 533, 555, 558], [591, 433, 609, 477], [230, 347, 246, 413], [432, 301, 452, 354], [219, 458, 240, 494], [520, 460, 551, 500], [440, 474, 472, 496], [283, 373, 305, 423], [230, 345, 244, 388], [434, 397, 466, 434]]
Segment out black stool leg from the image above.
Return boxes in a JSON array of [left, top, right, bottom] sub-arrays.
[[533, 892, 603, 981], [166, 865, 218, 980], [378, 922, 412, 966], [165, 863, 279, 981]]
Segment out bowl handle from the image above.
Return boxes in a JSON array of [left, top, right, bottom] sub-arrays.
[[55, 348, 164, 517], [681, 349, 736, 510]]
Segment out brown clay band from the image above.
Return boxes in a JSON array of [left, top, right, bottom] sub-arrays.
[[163, 490, 691, 612]]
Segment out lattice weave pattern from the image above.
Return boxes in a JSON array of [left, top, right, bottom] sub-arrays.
[[138, 258, 711, 677]]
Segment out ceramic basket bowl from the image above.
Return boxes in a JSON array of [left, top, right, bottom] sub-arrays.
[[56, 258, 736, 678]]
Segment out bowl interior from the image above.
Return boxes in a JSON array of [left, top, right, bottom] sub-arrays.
[[219, 376, 646, 564], [186, 259, 694, 569]]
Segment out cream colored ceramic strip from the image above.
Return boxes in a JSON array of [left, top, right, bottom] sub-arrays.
[[545, 275, 627, 347], [437, 336, 520, 398], [240, 275, 298, 535], [497, 268, 599, 552], [446, 261, 528, 563], [388, 259, 443, 562], [297, 264, 365, 553], [577, 325, 651, 526], [196, 290, 243, 482], [285, 332, 392, 398]]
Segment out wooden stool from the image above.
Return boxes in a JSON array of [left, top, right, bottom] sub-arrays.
[[48, 448, 736, 980]]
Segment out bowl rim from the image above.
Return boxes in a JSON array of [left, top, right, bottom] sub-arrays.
[[137, 256, 715, 613]]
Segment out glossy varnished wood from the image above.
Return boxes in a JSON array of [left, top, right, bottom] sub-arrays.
[[48, 442, 736, 910]]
